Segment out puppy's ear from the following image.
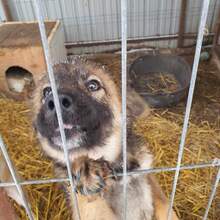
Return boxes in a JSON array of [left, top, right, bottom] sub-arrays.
[[27, 73, 47, 99], [127, 86, 150, 123], [27, 73, 49, 123]]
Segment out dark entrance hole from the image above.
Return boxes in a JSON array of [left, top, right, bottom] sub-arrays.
[[5, 66, 34, 93]]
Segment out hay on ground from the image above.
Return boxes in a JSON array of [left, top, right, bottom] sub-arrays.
[[0, 97, 219, 219], [0, 53, 220, 219], [0, 98, 71, 220], [134, 112, 220, 220]]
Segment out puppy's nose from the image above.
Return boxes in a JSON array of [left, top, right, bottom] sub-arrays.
[[47, 98, 55, 111], [60, 94, 72, 110], [46, 94, 73, 112]]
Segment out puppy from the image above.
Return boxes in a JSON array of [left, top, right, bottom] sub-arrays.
[[31, 58, 179, 220]]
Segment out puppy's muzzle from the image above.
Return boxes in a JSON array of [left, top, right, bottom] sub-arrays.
[[45, 93, 73, 114]]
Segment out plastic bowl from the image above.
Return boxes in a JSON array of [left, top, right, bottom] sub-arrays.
[[129, 54, 191, 107]]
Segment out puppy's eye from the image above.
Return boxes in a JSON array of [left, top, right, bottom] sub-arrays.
[[86, 80, 101, 92], [43, 87, 52, 98]]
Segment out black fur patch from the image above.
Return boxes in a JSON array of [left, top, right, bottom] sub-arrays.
[[36, 90, 113, 150]]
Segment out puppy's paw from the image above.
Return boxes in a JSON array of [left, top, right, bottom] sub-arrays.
[[72, 156, 115, 195]]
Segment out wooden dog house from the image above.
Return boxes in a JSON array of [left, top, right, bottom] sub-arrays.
[[0, 21, 67, 99]]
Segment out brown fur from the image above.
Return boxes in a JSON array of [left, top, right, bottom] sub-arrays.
[[148, 175, 179, 220], [0, 153, 24, 211], [0, 189, 18, 220], [31, 58, 178, 220]]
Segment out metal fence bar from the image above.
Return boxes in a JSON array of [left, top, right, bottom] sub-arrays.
[[0, 178, 69, 187], [32, 1, 81, 220], [121, 0, 127, 219], [0, 136, 34, 220], [167, 0, 210, 219], [123, 159, 220, 176], [202, 167, 220, 220], [0, 159, 220, 188]]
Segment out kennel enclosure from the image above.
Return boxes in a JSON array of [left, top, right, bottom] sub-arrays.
[[0, 0, 220, 220]]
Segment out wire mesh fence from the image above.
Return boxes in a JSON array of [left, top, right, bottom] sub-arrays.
[[0, 0, 220, 219]]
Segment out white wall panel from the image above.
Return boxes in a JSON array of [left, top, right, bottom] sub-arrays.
[[4, 0, 220, 53]]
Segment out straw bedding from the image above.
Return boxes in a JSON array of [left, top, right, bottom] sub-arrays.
[[134, 112, 220, 219], [0, 98, 71, 220], [0, 53, 219, 219]]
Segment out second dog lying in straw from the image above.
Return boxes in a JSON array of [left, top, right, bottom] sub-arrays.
[[29, 58, 179, 220]]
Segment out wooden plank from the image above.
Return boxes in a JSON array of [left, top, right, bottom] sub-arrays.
[[212, 8, 220, 76], [1, 0, 13, 21], [0, 21, 56, 48], [177, 0, 188, 48], [213, 8, 220, 47]]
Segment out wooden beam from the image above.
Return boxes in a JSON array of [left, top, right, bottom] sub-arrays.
[[213, 7, 220, 47], [1, 0, 13, 21], [177, 0, 188, 48], [65, 33, 215, 49], [211, 7, 220, 77]]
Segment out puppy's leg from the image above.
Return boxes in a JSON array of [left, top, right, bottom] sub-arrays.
[[0, 189, 18, 220], [71, 156, 117, 220], [72, 156, 115, 195], [148, 174, 179, 220], [0, 154, 25, 207]]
